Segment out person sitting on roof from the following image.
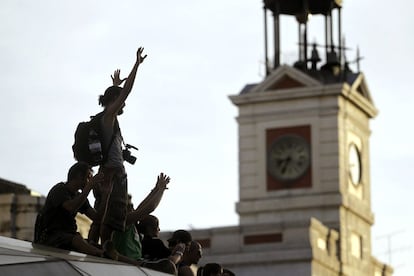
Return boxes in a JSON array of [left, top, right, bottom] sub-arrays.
[[33, 162, 105, 257], [101, 173, 186, 272], [139, 220, 192, 263], [111, 172, 174, 261]]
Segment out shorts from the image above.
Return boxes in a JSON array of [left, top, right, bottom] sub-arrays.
[[99, 167, 128, 232]]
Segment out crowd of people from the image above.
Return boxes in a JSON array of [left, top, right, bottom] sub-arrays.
[[32, 47, 236, 276]]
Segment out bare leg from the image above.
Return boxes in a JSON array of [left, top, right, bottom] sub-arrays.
[[72, 235, 103, 257], [88, 222, 101, 245], [102, 240, 143, 266], [91, 168, 115, 244], [88, 185, 102, 244]]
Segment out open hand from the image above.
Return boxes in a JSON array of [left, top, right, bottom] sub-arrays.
[[171, 243, 186, 255], [155, 172, 170, 190], [111, 69, 127, 86], [137, 47, 147, 64]]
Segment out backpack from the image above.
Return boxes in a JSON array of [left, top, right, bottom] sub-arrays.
[[72, 112, 105, 167]]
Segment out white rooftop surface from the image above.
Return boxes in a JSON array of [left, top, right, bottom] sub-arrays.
[[0, 236, 171, 275]]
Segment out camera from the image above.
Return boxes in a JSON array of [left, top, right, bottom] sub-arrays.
[[123, 144, 138, 165]]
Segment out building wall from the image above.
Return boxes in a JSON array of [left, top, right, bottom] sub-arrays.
[[160, 218, 340, 276], [0, 193, 44, 241], [0, 192, 92, 242]]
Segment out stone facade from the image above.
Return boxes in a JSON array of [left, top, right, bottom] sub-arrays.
[[0, 178, 91, 241], [0, 192, 44, 241]]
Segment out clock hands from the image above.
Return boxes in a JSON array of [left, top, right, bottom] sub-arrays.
[[277, 156, 292, 174], [268, 134, 310, 182], [281, 156, 291, 174]]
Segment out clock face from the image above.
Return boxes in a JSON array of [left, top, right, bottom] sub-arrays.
[[267, 134, 311, 182], [348, 144, 361, 185]]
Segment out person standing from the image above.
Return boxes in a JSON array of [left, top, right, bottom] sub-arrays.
[[88, 47, 147, 245]]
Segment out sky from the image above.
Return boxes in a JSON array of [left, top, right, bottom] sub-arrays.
[[1, 0, 413, 275]]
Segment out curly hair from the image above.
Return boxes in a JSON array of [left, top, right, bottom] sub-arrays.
[[98, 86, 122, 107], [67, 162, 91, 182]]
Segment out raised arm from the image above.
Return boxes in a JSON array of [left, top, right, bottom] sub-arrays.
[[105, 47, 147, 117], [62, 172, 104, 215], [126, 172, 170, 225]]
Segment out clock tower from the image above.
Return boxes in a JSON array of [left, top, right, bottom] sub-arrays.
[[166, 1, 393, 275], [227, 0, 389, 274]]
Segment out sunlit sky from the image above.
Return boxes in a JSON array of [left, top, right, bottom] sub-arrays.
[[1, 1, 413, 275]]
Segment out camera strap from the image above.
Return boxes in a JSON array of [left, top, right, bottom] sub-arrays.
[[100, 115, 122, 165]]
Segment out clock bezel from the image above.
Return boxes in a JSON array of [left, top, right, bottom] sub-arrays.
[[267, 134, 311, 182], [348, 143, 362, 186], [266, 125, 312, 190]]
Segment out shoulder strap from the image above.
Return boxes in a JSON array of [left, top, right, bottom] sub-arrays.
[[93, 112, 123, 164]]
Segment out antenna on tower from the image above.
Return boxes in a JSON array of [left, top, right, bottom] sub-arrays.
[[346, 45, 364, 73], [376, 230, 407, 266], [356, 46, 363, 72]]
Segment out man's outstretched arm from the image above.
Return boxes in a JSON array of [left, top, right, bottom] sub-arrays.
[[126, 172, 170, 225], [106, 47, 147, 118]]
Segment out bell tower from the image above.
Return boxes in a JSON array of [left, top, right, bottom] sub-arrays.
[[263, 0, 345, 73]]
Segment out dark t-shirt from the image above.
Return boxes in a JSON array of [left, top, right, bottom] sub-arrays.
[[141, 235, 171, 260], [40, 182, 91, 234]]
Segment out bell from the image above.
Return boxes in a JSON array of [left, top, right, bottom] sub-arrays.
[[309, 44, 321, 70], [295, 11, 310, 24], [326, 51, 340, 66]]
